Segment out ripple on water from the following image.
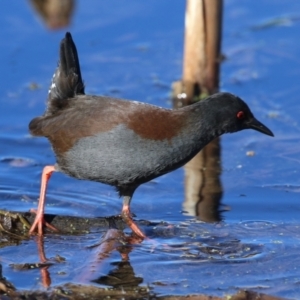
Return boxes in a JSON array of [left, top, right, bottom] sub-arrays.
[[240, 220, 277, 230], [136, 221, 266, 264], [0, 157, 35, 168]]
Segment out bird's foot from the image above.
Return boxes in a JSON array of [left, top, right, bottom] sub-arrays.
[[29, 209, 59, 235], [121, 206, 146, 240]]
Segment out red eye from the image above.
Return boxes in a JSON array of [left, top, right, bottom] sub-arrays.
[[237, 111, 245, 119]]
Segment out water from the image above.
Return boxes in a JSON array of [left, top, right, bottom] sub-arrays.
[[0, 0, 300, 298]]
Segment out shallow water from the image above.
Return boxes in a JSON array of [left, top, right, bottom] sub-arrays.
[[1, 0, 300, 298]]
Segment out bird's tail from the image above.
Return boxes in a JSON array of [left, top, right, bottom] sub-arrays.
[[45, 32, 85, 115]]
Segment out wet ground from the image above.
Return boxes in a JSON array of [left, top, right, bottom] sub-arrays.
[[1, 0, 300, 299]]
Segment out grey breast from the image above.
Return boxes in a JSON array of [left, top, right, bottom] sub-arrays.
[[60, 123, 196, 186]]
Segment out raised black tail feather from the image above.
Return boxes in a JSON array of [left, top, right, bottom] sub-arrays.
[[46, 32, 85, 115]]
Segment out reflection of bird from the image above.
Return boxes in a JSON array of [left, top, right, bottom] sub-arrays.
[[29, 32, 274, 238], [93, 261, 143, 288]]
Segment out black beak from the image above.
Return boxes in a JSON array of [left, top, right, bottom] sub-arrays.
[[247, 117, 274, 137]]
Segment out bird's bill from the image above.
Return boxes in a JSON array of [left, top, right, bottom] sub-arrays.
[[247, 117, 274, 137]]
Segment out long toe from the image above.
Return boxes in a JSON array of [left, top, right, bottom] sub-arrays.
[[121, 211, 146, 239], [29, 209, 59, 235]]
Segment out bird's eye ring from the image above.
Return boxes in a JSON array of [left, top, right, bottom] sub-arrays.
[[237, 111, 245, 119]]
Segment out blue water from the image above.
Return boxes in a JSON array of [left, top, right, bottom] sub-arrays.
[[0, 0, 300, 298]]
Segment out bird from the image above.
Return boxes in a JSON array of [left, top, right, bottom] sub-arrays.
[[29, 32, 274, 238]]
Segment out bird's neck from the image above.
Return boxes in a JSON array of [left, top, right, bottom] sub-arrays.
[[182, 100, 227, 142]]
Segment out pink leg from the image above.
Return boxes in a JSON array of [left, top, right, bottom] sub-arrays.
[[121, 196, 146, 239], [29, 165, 58, 235]]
